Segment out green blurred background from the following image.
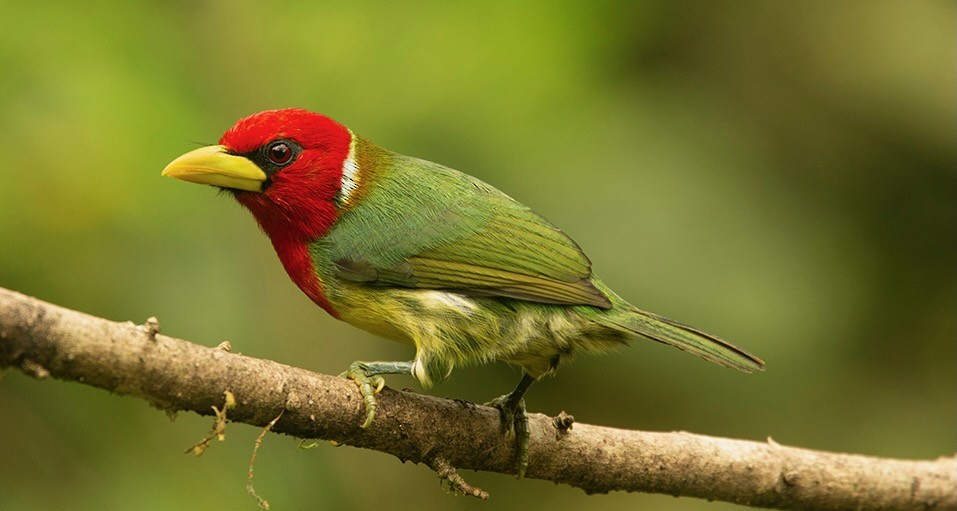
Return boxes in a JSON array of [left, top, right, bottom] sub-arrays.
[[1, 1, 953, 510]]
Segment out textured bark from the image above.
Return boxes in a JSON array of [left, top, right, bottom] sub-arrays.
[[0, 286, 954, 510]]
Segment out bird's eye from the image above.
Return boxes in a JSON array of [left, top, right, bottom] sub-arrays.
[[266, 141, 293, 165]]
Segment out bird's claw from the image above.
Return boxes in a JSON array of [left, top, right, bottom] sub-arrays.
[[485, 394, 530, 478], [339, 362, 385, 429]]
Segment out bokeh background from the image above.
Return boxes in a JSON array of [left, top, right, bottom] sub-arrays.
[[1, 1, 953, 510]]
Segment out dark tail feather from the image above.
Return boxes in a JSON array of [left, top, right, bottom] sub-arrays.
[[608, 308, 765, 373]]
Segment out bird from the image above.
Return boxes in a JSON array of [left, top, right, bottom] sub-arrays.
[[162, 108, 764, 476]]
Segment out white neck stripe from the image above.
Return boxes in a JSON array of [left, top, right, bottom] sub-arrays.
[[338, 130, 359, 205]]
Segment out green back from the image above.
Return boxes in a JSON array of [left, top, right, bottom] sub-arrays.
[[321, 145, 611, 308]]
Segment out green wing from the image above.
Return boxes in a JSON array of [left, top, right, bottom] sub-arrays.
[[324, 149, 611, 309]]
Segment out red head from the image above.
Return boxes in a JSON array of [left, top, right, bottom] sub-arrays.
[[218, 109, 353, 241], [162, 109, 355, 315]]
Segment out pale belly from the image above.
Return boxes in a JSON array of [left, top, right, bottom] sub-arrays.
[[328, 282, 628, 386]]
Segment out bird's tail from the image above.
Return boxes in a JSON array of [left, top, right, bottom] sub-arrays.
[[604, 307, 765, 373]]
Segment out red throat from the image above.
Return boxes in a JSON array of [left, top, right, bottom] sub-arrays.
[[220, 109, 353, 317]]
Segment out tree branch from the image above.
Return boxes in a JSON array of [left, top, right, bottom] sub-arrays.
[[0, 286, 953, 510]]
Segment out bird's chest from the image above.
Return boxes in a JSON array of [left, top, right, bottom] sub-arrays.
[[271, 237, 338, 317]]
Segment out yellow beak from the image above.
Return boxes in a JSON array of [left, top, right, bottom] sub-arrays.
[[161, 145, 267, 192]]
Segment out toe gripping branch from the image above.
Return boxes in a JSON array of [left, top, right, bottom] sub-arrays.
[[432, 373, 536, 497], [485, 373, 536, 478], [341, 363, 536, 490], [339, 361, 413, 428]]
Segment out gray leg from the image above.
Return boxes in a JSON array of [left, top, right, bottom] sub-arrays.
[[340, 361, 414, 428], [485, 373, 535, 478]]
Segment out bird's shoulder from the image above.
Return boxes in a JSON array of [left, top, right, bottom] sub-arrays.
[[318, 144, 611, 308]]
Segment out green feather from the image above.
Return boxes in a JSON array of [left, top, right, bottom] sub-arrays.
[[584, 280, 765, 373], [325, 144, 610, 308], [311, 137, 763, 386]]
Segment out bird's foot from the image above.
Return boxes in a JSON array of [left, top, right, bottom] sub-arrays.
[[484, 393, 530, 478], [339, 361, 413, 429], [339, 362, 384, 428]]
